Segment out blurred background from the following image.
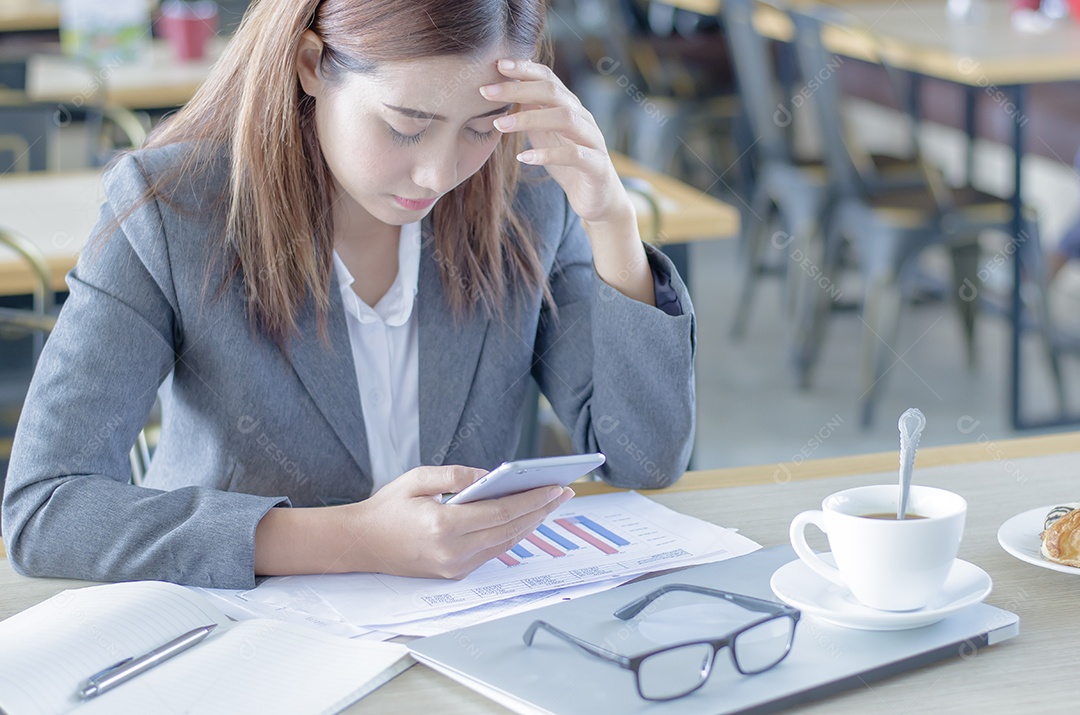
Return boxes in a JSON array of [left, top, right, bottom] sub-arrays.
[[2, 0, 1080, 497]]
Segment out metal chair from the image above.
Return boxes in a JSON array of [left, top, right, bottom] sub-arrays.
[[789, 8, 1045, 426], [0, 57, 148, 172], [722, 0, 922, 388]]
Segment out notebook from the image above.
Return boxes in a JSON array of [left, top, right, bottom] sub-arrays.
[[410, 546, 1019, 714], [0, 580, 412, 715]]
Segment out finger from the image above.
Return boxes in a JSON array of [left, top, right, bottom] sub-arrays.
[[480, 79, 561, 108], [494, 58, 558, 82], [403, 465, 486, 497], [459, 489, 575, 560], [516, 144, 609, 171], [494, 107, 603, 149], [482, 60, 575, 106], [456, 484, 574, 533]]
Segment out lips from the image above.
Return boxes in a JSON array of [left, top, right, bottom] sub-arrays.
[[393, 195, 438, 211]]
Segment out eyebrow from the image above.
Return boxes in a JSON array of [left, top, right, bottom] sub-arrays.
[[383, 103, 512, 122]]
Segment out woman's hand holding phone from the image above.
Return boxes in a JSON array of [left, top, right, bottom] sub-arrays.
[[344, 465, 574, 579]]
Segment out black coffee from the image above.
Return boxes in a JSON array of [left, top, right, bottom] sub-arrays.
[[861, 512, 928, 520]]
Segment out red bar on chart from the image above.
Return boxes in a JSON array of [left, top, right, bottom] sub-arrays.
[[525, 533, 566, 557], [554, 518, 618, 554], [497, 553, 520, 567]]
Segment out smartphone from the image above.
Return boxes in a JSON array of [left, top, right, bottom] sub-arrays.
[[442, 453, 606, 505]]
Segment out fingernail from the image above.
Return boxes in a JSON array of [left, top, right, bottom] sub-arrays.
[[493, 115, 513, 131], [516, 150, 535, 163], [559, 488, 575, 504], [548, 486, 563, 500], [480, 83, 501, 98], [499, 59, 516, 71]]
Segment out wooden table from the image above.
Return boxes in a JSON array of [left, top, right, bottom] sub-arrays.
[[4, 430, 1080, 712], [0, 156, 737, 298], [612, 151, 739, 244], [0, 170, 102, 296], [0, 0, 58, 33], [26, 38, 223, 110]]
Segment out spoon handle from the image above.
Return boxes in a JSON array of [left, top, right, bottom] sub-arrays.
[[898, 408, 926, 519]]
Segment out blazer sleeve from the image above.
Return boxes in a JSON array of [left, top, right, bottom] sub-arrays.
[[1, 154, 288, 588], [532, 194, 696, 488]]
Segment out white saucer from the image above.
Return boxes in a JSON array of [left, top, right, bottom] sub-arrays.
[[998, 505, 1080, 575], [770, 556, 992, 631]]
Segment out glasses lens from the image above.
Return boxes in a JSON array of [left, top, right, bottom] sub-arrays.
[[637, 643, 714, 700], [732, 616, 795, 673]]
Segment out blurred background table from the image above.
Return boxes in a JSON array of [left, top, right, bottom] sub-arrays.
[[0, 170, 101, 296], [0, 156, 737, 299], [0, 0, 58, 34], [25, 38, 223, 110]]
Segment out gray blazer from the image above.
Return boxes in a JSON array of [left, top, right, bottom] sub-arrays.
[[2, 143, 696, 588]]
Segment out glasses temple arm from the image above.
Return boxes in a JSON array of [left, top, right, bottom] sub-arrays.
[[615, 584, 795, 620], [523, 621, 632, 668]]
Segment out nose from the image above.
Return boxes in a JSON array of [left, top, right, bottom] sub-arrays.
[[411, 141, 458, 196]]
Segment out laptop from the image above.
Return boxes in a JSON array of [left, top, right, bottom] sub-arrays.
[[410, 546, 1018, 714]]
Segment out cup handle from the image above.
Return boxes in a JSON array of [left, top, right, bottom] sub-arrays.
[[789, 510, 846, 588]]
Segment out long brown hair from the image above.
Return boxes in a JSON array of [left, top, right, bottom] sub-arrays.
[[146, 0, 551, 345]]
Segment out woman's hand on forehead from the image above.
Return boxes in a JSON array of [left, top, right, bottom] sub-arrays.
[[480, 59, 628, 226]]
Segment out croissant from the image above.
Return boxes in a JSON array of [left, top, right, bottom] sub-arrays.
[[1041, 504, 1080, 567]]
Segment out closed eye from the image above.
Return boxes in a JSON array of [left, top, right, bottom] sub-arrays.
[[388, 125, 424, 146], [467, 127, 499, 142]]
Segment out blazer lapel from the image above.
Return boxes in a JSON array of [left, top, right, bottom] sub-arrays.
[[285, 273, 371, 480], [418, 221, 490, 465]]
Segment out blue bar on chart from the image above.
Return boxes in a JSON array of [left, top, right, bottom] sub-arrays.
[[511, 544, 533, 559], [574, 516, 630, 547], [537, 524, 579, 551]]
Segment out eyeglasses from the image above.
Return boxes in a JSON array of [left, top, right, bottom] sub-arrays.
[[522, 584, 800, 701]]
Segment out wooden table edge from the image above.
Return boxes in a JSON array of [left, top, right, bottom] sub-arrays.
[[573, 430, 1079, 496]]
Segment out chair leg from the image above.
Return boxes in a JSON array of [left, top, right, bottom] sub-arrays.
[[948, 238, 981, 370], [792, 217, 842, 390], [730, 188, 776, 338], [859, 275, 902, 428], [1018, 217, 1067, 415]]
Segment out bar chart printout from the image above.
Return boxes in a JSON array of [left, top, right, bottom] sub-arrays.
[[271, 492, 762, 627], [502, 514, 633, 564]]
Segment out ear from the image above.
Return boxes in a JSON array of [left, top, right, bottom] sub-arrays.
[[296, 30, 326, 97]]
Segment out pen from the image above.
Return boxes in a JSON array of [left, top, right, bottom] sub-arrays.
[[78, 624, 218, 700]]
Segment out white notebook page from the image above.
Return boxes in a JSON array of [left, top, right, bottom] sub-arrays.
[[0, 581, 227, 715], [0, 581, 409, 715], [78, 620, 410, 714]]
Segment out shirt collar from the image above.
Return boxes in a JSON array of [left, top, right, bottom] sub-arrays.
[[332, 221, 421, 327]]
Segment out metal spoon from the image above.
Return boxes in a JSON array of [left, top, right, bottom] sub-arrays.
[[897, 408, 926, 520]]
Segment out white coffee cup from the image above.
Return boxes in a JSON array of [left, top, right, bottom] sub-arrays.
[[789, 485, 967, 611]]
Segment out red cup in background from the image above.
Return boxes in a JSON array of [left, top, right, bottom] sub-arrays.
[[157, 1, 219, 62]]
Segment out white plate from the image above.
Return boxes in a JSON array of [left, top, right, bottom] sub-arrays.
[[770, 556, 992, 631], [997, 505, 1080, 575]]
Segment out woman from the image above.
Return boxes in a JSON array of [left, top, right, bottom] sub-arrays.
[[2, 0, 695, 588]]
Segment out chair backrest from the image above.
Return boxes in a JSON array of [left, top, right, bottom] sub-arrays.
[[788, 10, 863, 198], [0, 102, 57, 172], [0, 60, 28, 91], [721, 0, 789, 164]]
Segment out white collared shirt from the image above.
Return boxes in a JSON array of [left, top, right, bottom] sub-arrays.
[[332, 221, 422, 493]]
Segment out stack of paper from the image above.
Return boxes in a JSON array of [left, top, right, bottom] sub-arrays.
[[199, 492, 761, 639]]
